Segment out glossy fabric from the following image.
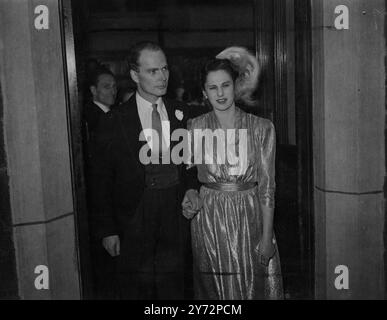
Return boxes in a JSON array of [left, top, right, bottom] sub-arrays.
[[188, 108, 283, 300], [204, 182, 257, 192]]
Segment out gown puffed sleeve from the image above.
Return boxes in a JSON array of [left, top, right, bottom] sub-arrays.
[[257, 118, 276, 208]]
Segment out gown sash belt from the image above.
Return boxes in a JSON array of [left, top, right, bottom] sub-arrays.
[[204, 182, 257, 192]]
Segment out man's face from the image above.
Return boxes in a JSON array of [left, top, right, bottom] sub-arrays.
[[130, 49, 169, 103], [91, 74, 117, 107]]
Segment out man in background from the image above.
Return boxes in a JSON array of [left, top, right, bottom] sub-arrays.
[[83, 66, 119, 299], [84, 67, 117, 145]]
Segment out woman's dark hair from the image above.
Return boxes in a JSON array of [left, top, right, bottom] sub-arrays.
[[200, 58, 238, 90]]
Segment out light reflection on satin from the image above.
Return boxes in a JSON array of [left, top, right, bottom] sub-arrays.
[[188, 108, 283, 300]]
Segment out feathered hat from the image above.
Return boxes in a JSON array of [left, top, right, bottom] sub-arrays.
[[216, 46, 260, 106]]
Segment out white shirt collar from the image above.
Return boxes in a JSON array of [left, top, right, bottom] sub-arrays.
[[136, 92, 162, 110], [93, 100, 110, 113]]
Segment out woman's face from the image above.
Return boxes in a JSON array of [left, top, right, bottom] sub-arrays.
[[203, 70, 235, 112]]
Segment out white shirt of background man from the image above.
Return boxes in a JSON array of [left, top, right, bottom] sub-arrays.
[[93, 100, 110, 113]]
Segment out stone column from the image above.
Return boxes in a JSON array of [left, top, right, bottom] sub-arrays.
[[0, 0, 80, 299], [312, 0, 385, 299]]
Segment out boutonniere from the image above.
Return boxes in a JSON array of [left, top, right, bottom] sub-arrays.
[[175, 109, 184, 121]]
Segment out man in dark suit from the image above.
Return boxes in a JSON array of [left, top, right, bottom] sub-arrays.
[[83, 67, 119, 299], [89, 42, 201, 299], [83, 67, 117, 149]]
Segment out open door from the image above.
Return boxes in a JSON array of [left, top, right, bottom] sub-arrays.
[[255, 0, 314, 298]]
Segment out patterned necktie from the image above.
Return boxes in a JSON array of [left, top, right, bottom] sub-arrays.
[[152, 104, 163, 155]]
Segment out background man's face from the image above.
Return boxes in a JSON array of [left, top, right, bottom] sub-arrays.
[[91, 74, 117, 107], [131, 49, 169, 103]]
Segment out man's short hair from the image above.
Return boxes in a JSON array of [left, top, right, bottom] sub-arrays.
[[89, 66, 115, 88], [127, 41, 164, 72]]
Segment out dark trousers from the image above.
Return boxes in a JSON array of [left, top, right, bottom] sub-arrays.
[[90, 241, 120, 299], [117, 185, 191, 299]]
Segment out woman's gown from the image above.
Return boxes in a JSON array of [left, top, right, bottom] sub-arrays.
[[187, 107, 283, 300]]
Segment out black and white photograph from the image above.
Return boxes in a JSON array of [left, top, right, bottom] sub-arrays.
[[0, 0, 385, 304]]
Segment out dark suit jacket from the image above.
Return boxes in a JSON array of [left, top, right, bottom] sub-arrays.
[[83, 101, 111, 138], [82, 101, 113, 161], [88, 94, 199, 241]]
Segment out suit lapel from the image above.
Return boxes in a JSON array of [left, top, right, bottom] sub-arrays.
[[116, 96, 145, 166], [163, 99, 174, 151], [163, 99, 184, 172], [163, 99, 174, 131]]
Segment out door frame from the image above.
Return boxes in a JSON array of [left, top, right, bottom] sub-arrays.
[[294, 0, 315, 298], [59, 0, 93, 299], [254, 0, 315, 298]]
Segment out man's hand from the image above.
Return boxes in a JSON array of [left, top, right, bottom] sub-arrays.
[[102, 235, 120, 257], [182, 189, 203, 219]]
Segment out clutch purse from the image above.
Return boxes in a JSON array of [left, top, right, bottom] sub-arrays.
[[256, 238, 277, 267]]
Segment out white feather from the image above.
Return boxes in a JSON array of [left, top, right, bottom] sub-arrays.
[[216, 47, 260, 106]]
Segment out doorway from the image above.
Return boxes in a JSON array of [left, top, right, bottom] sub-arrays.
[[61, 0, 315, 299]]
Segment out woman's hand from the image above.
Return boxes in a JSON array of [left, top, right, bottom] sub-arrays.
[[102, 235, 120, 257], [182, 189, 203, 219], [257, 238, 276, 266]]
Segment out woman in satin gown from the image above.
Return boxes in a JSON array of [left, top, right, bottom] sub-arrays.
[[182, 55, 283, 300]]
